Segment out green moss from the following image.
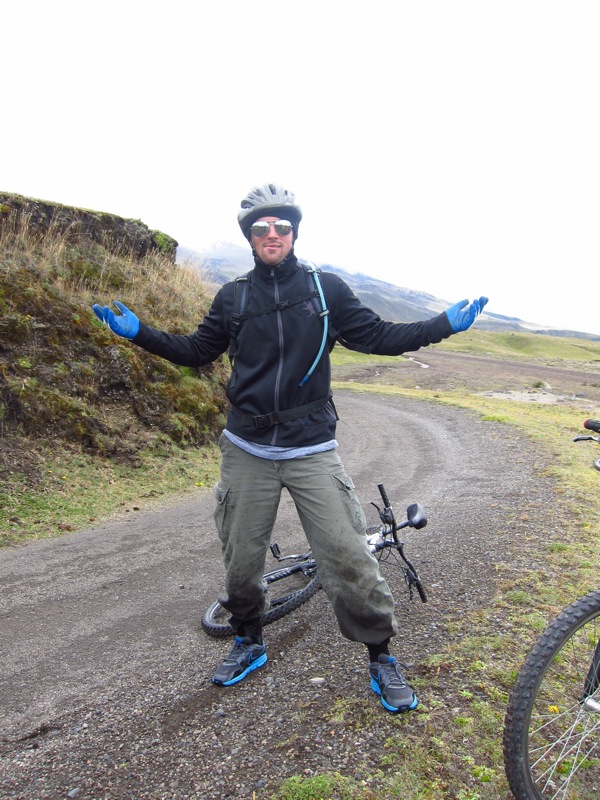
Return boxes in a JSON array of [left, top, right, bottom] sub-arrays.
[[0, 312, 33, 343], [151, 229, 177, 255]]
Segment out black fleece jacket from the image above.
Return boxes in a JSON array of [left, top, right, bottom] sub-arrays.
[[133, 253, 454, 447]]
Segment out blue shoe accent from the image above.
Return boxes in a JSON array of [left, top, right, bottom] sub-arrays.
[[211, 636, 268, 686], [220, 651, 268, 686], [369, 655, 418, 713], [370, 676, 419, 711]]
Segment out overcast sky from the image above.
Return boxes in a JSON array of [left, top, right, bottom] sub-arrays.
[[4, 1, 599, 335]]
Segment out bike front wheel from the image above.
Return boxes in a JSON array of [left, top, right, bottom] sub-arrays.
[[503, 588, 600, 800], [201, 563, 321, 638]]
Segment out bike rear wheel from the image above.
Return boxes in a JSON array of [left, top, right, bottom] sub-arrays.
[[503, 588, 600, 800], [202, 563, 321, 638]]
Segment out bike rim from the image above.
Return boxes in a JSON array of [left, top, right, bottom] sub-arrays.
[[523, 609, 600, 798]]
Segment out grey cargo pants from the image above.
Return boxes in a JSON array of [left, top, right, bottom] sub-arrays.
[[213, 435, 398, 645]]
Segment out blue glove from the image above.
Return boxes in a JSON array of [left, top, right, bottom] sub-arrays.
[[445, 296, 489, 333], [92, 301, 140, 340]]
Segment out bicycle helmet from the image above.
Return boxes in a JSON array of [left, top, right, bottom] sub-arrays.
[[238, 183, 302, 241]]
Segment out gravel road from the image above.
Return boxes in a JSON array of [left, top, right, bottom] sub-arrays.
[[0, 390, 559, 799]]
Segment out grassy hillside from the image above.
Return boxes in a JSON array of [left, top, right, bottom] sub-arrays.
[[331, 328, 600, 366], [1, 215, 228, 544], [432, 328, 600, 361]]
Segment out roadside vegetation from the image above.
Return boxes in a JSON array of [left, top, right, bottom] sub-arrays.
[[332, 327, 600, 365], [2, 217, 600, 797], [1, 214, 227, 544]]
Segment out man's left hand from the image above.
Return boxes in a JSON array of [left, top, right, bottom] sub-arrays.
[[445, 297, 489, 333]]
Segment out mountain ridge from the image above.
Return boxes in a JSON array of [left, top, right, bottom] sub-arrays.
[[177, 243, 600, 342]]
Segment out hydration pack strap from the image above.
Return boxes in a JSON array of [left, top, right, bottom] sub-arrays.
[[298, 263, 329, 387], [227, 270, 319, 364], [239, 290, 319, 322], [233, 396, 331, 429], [228, 273, 250, 363]]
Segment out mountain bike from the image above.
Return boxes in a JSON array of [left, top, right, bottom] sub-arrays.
[[503, 419, 600, 800], [201, 482, 428, 637]]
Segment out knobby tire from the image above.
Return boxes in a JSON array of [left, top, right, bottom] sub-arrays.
[[503, 588, 600, 800], [202, 564, 321, 638]]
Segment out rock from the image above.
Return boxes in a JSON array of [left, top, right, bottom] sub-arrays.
[[0, 192, 177, 261]]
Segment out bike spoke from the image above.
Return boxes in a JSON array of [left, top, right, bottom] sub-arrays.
[[527, 621, 600, 797], [504, 589, 600, 800], [531, 708, 600, 797]]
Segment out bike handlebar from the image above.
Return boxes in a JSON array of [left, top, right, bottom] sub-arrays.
[[374, 483, 427, 532], [377, 483, 391, 509]]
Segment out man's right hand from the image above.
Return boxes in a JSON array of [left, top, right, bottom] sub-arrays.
[[92, 301, 140, 340]]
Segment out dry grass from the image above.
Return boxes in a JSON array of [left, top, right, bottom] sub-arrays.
[[0, 218, 229, 543], [0, 212, 213, 329]]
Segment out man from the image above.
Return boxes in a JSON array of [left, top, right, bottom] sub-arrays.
[[93, 183, 488, 713]]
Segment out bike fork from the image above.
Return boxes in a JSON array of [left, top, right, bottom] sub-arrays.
[[581, 637, 600, 712]]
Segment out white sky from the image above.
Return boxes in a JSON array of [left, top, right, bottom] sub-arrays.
[[4, 1, 600, 335]]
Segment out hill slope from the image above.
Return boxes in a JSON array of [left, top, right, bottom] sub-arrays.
[[0, 202, 229, 542]]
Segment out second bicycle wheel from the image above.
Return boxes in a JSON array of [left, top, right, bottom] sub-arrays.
[[201, 564, 321, 638], [503, 588, 600, 800]]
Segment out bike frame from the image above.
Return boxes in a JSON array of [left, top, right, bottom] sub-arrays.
[[203, 481, 429, 637]]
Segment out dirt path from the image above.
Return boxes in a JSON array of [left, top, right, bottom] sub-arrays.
[[336, 348, 600, 408], [0, 390, 566, 799]]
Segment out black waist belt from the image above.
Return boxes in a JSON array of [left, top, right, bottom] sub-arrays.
[[234, 396, 331, 429]]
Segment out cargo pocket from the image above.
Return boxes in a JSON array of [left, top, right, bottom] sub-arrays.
[[331, 471, 367, 536], [213, 481, 231, 545]]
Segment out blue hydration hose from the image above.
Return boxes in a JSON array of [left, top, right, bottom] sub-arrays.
[[299, 266, 329, 387]]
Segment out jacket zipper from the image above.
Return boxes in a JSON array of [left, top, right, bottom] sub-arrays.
[[271, 268, 285, 445]]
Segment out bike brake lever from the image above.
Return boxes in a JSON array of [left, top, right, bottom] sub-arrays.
[[371, 500, 391, 524], [381, 508, 394, 526]]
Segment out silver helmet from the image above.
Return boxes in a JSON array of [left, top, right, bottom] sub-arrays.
[[237, 183, 302, 241]]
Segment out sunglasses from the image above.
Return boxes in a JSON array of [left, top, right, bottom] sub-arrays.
[[250, 220, 294, 238]]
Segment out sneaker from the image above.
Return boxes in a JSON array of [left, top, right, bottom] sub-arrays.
[[369, 654, 419, 713], [211, 636, 267, 686]]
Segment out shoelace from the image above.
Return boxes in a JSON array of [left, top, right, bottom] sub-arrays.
[[379, 658, 409, 688], [224, 640, 251, 662], [225, 637, 263, 662]]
